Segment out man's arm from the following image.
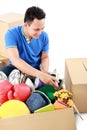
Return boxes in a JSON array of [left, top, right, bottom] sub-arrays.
[[6, 47, 41, 77], [6, 48, 58, 88], [41, 52, 49, 73]]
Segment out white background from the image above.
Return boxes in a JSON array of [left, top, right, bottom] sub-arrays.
[[0, 0, 87, 77], [0, 0, 87, 129]]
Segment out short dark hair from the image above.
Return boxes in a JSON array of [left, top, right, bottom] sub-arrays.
[[24, 6, 46, 23]]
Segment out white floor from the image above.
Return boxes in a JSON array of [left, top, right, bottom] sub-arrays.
[[75, 113, 87, 130]]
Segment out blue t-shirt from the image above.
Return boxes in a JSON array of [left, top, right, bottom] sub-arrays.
[[5, 26, 49, 69]]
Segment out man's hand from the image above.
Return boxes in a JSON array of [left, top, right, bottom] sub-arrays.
[[38, 72, 59, 89]]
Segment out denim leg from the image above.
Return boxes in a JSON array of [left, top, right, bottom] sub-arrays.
[[0, 64, 17, 76]]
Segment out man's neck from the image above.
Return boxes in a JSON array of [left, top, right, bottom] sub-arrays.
[[22, 27, 32, 43]]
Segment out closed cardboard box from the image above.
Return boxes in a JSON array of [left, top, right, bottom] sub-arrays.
[[0, 12, 24, 57], [0, 107, 76, 130], [65, 58, 87, 112]]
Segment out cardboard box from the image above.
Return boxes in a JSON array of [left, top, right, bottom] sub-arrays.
[[65, 58, 87, 112], [0, 55, 9, 67], [0, 107, 76, 130], [0, 12, 24, 57]]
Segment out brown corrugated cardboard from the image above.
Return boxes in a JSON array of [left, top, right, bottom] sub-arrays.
[[0, 55, 9, 67], [0, 12, 24, 57], [0, 107, 76, 130], [0, 12, 24, 32], [65, 58, 87, 112]]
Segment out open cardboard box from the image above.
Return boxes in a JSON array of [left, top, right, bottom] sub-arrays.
[[0, 107, 76, 130], [65, 58, 87, 112]]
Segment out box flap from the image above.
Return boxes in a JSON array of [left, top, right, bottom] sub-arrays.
[[82, 61, 87, 71], [0, 13, 24, 23], [0, 108, 76, 130]]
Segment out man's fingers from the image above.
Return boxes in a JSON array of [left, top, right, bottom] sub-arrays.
[[51, 75, 59, 83], [50, 79, 59, 90]]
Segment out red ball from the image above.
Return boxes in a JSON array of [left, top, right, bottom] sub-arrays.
[[13, 83, 31, 101], [0, 80, 13, 105]]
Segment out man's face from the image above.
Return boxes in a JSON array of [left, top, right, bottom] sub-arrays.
[[26, 18, 45, 39]]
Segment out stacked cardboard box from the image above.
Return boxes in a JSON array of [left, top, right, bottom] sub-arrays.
[[0, 55, 9, 67], [65, 58, 87, 112], [0, 12, 24, 57]]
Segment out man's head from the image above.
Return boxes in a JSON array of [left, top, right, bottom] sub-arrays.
[[23, 6, 46, 39], [24, 6, 46, 23]]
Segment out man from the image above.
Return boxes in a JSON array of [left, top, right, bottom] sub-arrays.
[[0, 6, 58, 88]]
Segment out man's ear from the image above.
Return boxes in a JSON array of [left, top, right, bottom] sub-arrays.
[[24, 22, 28, 27]]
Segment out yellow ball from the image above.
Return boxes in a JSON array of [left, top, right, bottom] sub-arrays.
[[0, 100, 30, 118]]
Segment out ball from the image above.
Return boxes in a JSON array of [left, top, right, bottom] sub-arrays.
[[0, 100, 30, 118]]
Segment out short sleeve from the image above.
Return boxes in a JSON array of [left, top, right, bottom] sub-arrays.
[[41, 32, 49, 53], [4, 29, 17, 49]]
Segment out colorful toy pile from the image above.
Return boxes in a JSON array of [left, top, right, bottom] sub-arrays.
[[0, 69, 82, 120]]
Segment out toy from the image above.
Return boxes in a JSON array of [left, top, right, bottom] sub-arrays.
[[0, 100, 30, 118], [34, 77, 45, 89], [0, 80, 13, 105], [54, 89, 83, 120], [8, 83, 31, 101], [21, 73, 35, 92]]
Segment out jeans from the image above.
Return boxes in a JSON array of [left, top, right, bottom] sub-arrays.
[[0, 64, 17, 76]]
